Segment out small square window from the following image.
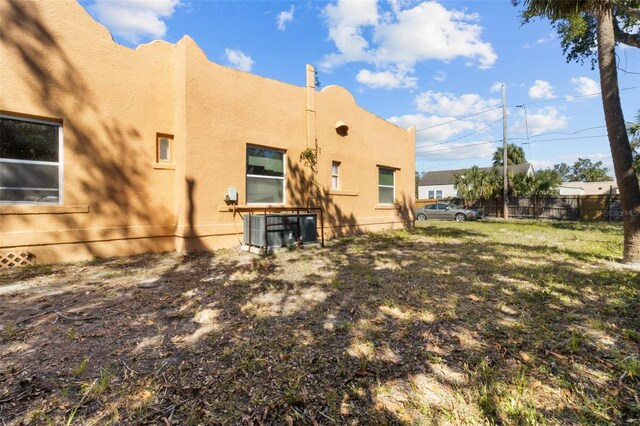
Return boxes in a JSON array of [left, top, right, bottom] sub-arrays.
[[436, 190, 442, 198], [428, 191, 434, 199], [157, 134, 173, 162], [331, 161, 340, 190]]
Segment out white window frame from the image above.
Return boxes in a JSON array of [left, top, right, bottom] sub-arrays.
[[428, 190, 434, 199], [436, 190, 443, 198], [246, 146, 286, 205], [378, 167, 395, 205], [331, 161, 340, 190], [0, 114, 63, 205]]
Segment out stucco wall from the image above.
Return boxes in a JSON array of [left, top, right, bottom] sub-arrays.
[[0, 0, 415, 265], [0, 0, 177, 263]]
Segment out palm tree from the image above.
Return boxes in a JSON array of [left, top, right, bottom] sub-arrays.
[[516, 0, 640, 263], [510, 173, 534, 196], [510, 170, 561, 197], [492, 144, 526, 166], [454, 167, 501, 202]]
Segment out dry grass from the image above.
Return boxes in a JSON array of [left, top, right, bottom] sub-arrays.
[[0, 220, 638, 425]]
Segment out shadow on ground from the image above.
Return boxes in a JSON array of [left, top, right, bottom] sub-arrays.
[[0, 222, 638, 425]]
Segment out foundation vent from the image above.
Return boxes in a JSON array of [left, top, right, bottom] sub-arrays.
[[0, 252, 35, 269]]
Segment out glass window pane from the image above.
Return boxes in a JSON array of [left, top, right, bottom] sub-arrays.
[[247, 147, 283, 177], [247, 176, 283, 204], [428, 191, 434, 198], [158, 138, 170, 161], [1, 117, 58, 162], [0, 188, 58, 203], [331, 176, 338, 189], [378, 168, 394, 186], [379, 187, 394, 204], [332, 162, 339, 175], [0, 161, 59, 189], [436, 190, 442, 198]]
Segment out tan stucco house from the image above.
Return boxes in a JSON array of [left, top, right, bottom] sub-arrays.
[[0, 0, 415, 266]]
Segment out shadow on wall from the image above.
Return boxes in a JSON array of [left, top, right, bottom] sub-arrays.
[[286, 156, 357, 237], [1, 0, 174, 262], [286, 156, 414, 239]]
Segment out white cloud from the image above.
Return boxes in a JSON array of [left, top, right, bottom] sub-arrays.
[[433, 71, 446, 82], [528, 80, 555, 100], [523, 32, 556, 49], [356, 69, 417, 89], [372, 2, 497, 69], [388, 113, 499, 161], [321, 0, 379, 69], [570, 76, 599, 97], [225, 48, 254, 72], [277, 5, 295, 31], [511, 106, 567, 135], [490, 82, 503, 93], [389, 113, 478, 142], [414, 90, 502, 118], [90, 0, 180, 43], [320, 0, 496, 88]]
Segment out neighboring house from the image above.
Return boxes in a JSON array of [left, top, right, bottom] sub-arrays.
[[0, 0, 415, 265], [558, 181, 618, 195], [418, 163, 533, 199]]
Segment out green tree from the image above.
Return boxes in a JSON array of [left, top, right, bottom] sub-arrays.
[[510, 170, 562, 196], [454, 166, 501, 202], [530, 169, 563, 196], [514, 0, 640, 263], [628, 110, 640, 176], [569, 158, 613, 181], [492, 144, 527, 166], [415, 171, 426, 198], [553, 162, 572, 182]]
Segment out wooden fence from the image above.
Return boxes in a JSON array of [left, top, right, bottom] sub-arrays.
[[416, 195, 622, 221]]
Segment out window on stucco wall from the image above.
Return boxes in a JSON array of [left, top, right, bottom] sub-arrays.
[[331, 161, 340, 190], [246, 146, 285, 204], [0, 115, 62, 204], [378, 167, 395, 204], [156, 134, 173, 163]]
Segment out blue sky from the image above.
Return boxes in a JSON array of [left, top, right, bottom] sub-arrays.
[[79, 0, 640, 175]]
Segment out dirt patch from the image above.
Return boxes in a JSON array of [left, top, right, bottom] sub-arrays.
[[0, 222, 638, 425]]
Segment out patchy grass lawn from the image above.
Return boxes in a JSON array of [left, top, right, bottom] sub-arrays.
[[0, 220, 638, 425]]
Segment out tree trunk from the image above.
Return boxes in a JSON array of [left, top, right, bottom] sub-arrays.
[[596, 7, 640, 263]]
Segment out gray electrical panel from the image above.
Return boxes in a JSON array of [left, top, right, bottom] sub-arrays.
[[243, 213, 317, 249]]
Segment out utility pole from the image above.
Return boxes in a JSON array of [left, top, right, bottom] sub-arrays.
[[502, 84, 509, 220]]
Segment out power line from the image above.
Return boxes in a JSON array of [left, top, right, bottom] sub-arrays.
[[529, 134, 609, 144], [415, 107, 502, 132], [528, 125, 607, 139], [512, 85, 638, 108], [418, 133, 609, 155], [418, 140, 501, 154], [414, 86, 637, 137], [419, 114, 510, 148]]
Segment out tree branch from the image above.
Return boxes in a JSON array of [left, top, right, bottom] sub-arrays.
[[619, 6, 640, 21], [613, 18, 640, 48]]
